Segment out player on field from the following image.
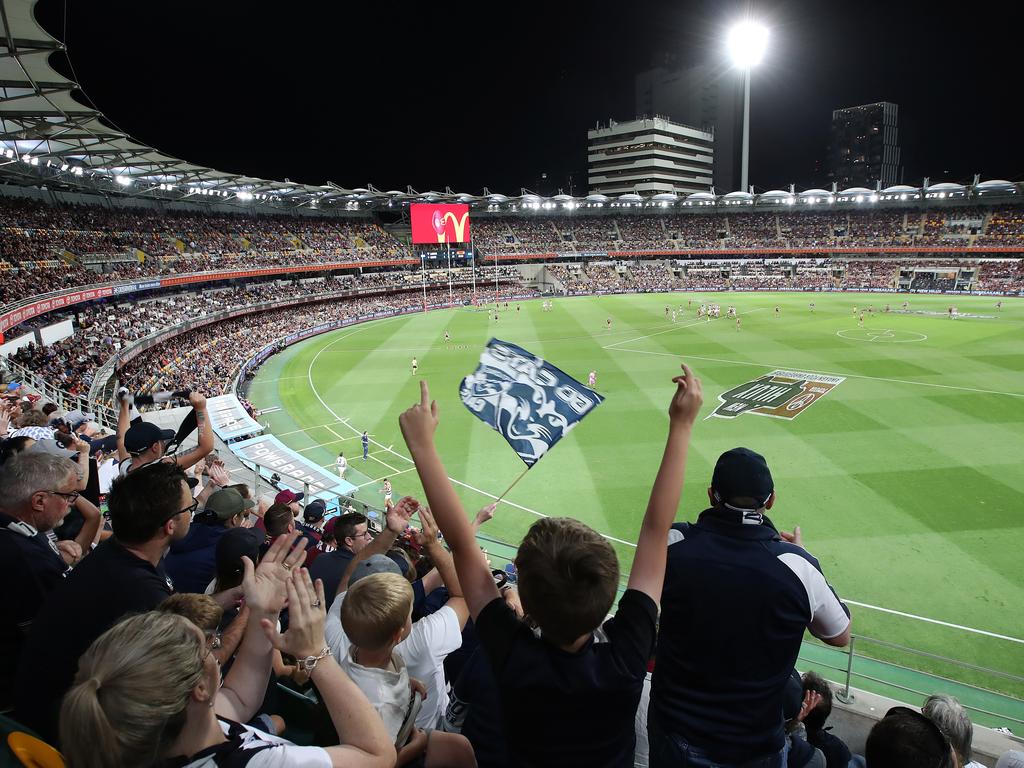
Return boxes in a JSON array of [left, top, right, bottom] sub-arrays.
[[380, 478, 393, 504], [948, 306, 954, 319], [809, 302, 815, 313], [671, 310, 677, 323], [996, 300, 1003, 310], [444, 330, 450, 344], [735, 317, 741, 332], [852, 306, 858, 317], [588, 370, 597, 388], [902, 300, 909, 310], [362, 430, 370, 460], [411, 357, 418, 375], [858, 312, 864, 327], [336, 451, 348, 479], [517, 305, 521, 315], [665, 306, 670, 318], [606, 317, 612, 332], [774, 306, 780, 317]]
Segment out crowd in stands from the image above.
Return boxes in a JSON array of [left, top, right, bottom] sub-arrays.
[[2, 368, 1020, 768], [4, 198, 1024, 309], [7, 271, 521, 399]]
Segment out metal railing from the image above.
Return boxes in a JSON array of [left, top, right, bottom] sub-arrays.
[[799, 634, 1024, 726]]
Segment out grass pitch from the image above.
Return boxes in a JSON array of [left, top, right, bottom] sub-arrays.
[[247, 291, 1024, 714]]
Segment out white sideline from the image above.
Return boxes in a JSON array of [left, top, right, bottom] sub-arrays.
[[284, 309, 1024, 643]]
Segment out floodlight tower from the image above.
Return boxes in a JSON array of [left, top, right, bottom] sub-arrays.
[[727, 21, 769, 193]]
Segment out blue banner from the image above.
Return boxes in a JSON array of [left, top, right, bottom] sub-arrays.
[[459, 339, 604, 468]]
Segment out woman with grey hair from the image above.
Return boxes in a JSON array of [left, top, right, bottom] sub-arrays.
[[922, 694, 985, 768]]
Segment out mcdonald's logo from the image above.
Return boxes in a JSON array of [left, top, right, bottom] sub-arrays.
[[410, 203, 472, 245]]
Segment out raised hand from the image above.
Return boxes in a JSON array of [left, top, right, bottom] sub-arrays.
[[780, 525, 803, 548], [207, 462, 231, 487], [260, 567, 328, 660], [473, 502, 497, 528], [188, 391, 207, 410], [668, 362, 703, 426], [387, 495, 419, 534], [241, 530, 307, 616], [399, 380, 439, 451], [414, 505, 441, 550]]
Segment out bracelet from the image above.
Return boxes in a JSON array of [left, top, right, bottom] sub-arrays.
[[296, 646, 332, 674]]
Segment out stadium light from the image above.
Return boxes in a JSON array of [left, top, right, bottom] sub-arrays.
[[115, 175, 132, 186], [728, 20, 769, 194]]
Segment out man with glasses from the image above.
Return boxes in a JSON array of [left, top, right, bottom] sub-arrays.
[[0, 452, 81, 709], [14, 462, 196, 743], [309, 512, 371, 601]]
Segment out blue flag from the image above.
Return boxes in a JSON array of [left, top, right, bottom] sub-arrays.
[[459, 339, 604, 468]]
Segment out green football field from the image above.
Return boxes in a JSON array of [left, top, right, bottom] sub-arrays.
[[246, 291, 1024, 721]]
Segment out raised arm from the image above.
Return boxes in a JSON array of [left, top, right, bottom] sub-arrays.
[[415, 505, 469, 629], [173, 392, 213, 471], [263, 569, 396, 768], [399, 380, 498, 619], [116, 396, 130, 463], [217, 531, 307, 722], [627, 363, 702, 603]]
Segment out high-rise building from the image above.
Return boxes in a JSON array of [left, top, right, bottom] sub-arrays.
[[587, 116, 714, 196], [635, 64, 741, 193], [827, 102, 902, 188]]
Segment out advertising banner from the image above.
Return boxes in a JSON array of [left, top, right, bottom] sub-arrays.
[[206, 394, 264, 440], [410, 204, 471, 244], [230, 434, 358, 499]]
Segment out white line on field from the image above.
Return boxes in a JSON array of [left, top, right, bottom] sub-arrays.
[[355, 467, 417, 488], [844, 600, 1024, 644], [274, 422, 346, 437], [608, 348, 1024, 399], [291, 303, 1024, 642]]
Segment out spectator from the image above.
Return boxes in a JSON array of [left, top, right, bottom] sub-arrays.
[[922, 694, 986, 768], [117, 390, 213, 475], [801, 671, 852, 768], [296, 498, 326, 554], [339, 571, 476, 766], [649, 447, 851, 768], [13, 461, 195, 742], [866, 706, 957, 768], [327, 504, 470, 731], [0, 452, 79, 706], [264, 502, 296, 539], [59, 535, 396, 768], [398, 370, 701, 767], [165, 487, 255, 594], [309, 511, 370, 600]]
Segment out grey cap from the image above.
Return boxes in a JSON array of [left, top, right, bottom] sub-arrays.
[[27, 439, 78, 459], [347, 554, 402, 588]]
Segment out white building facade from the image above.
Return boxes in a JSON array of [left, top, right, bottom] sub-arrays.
[[587, 116, 714, 196]]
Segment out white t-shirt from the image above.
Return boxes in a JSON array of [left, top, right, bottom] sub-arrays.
[[336, 456, 347, 471], [326, 591, 463, 729], [176, 718, 331, 767], [340, 648, 411, 743]]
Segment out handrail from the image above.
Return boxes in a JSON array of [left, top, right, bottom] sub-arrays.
[[800, 633, 1024, 726]]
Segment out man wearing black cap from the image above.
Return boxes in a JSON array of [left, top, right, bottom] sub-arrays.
[[164, 487, 255, 594], [649, 447, 851, 768], [116, 390, 213, 475]]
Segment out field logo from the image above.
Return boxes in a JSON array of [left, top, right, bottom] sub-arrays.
[[712, 369, 845, 420]]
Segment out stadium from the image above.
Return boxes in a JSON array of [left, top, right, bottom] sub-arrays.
[[0, 1, 1022, 766]]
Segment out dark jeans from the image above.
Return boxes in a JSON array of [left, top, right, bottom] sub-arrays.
[[649, 717, 789, 768]]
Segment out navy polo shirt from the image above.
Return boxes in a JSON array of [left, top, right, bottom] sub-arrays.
[[0, 513, 70, 705], [651, 511, 849, 764], [14, 538, 174, 743]]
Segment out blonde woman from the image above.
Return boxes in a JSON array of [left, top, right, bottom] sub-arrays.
[[60, 532, 395, 768]]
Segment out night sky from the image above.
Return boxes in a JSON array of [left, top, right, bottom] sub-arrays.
[[34, 1, 1023, 196]]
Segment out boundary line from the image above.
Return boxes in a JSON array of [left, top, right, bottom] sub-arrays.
[[265, 302, 1024, 643]]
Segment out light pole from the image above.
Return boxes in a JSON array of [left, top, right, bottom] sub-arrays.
[[727, 21, 769, 193]]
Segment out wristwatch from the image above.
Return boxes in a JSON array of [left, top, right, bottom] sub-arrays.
[[296, 646, 332, 674]]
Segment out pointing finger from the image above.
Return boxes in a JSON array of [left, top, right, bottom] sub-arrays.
[[420, 379, 430, 407]]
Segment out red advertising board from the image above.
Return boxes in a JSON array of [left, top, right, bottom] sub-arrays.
[[0, 286, 114, 333], [410, 204, 471, 245]]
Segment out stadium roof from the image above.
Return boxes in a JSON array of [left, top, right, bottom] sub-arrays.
[[0, 0, 1021, 214]]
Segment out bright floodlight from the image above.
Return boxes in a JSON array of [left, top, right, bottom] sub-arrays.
[[728, 21, 769, 68]]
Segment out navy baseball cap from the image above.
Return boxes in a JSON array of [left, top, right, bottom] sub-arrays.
[[124, 421, 175, 453], [711, 447, 774, 507], [348, 554, 402, 588], [303, 499, 327, 523]]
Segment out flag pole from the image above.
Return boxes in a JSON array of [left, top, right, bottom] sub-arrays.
[[495, 466, 529, 503]]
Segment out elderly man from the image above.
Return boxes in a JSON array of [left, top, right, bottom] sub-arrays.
[[0, 452, 81, 707], [14, 461, 196, 742]]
